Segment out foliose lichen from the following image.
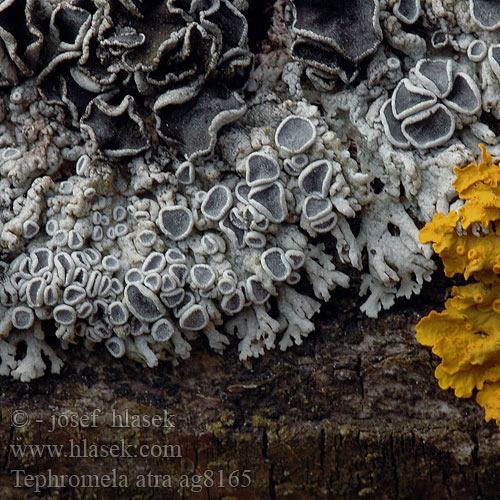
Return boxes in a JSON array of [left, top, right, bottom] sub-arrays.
[[417, 146, 500, 427]]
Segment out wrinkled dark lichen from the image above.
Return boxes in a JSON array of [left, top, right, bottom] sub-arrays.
[[0, 0, 252, 159], [290, 0, 382, 84]]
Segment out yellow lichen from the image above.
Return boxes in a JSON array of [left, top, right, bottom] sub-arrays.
[[417, 283, 500, 399], [416, 145, 500, 427], [476, 381, 500, 426], [453, 145, 500, 208]]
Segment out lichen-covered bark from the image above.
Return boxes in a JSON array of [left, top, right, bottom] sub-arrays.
[[0, 273, 499, 500]]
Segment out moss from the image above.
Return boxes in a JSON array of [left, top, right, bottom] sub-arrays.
[[205, 410, 237, 442]]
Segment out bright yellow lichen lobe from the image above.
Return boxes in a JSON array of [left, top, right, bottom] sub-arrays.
[[417, 283, 500, 399], [453, 145, 500, 207], [458, 200, 500, 229], [419, 215, 500, 280], [476, 381, 500, 426], [453, 145, 500, 228], [417, 145, 500, 427], [418, 146, 500, 281]]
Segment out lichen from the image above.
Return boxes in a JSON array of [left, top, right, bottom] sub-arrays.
[[2, 0, 500, 381], [417, 145, 500, 427]]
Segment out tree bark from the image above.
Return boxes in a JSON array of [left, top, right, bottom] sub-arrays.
[[0, 274, 499, 500]]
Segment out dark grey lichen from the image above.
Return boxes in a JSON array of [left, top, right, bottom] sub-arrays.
[[290, 0, 382, 84], [380, 59, 481, 149], [80, 94, 150, 157], [0, 0, 45, 85], [25, 0, 253, 159], [470, 0, 500, 31]]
